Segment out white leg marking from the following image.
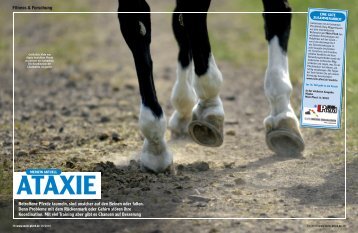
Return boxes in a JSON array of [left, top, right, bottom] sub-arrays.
[[193, 54, 224, 117], [264, 36, 298, 131], [194, 54, 223, 100], [192, 96, 224, 120], [139, 105, 172, 172], [169, 62, 197, 135]]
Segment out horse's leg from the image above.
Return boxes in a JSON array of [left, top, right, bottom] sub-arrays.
[[168, 6, 197, 138], [118, 0, 172, 172], [179, 0, 225, 147], [262, 0, 304, 156]]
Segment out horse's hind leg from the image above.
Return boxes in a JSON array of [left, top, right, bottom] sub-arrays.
[[118, 0, 172, 173], [177, 0, 224, 147], [262, 0, 305, 156]]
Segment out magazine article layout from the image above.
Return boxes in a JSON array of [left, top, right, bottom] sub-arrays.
[[0, 0, 356, 232]]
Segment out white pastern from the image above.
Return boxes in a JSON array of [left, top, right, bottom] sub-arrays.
[[139, 105, 172, 172], [194, 54, 223, 101], [264, 36, 297, 127], [192, 96, 224, 119], [264, 110, 299, 133], [169, 62, 197, 134]]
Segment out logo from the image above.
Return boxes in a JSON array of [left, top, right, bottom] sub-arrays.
[[305, 109, 319, 117], [317, 105, 337, 113], [13, 169, 101, 199]]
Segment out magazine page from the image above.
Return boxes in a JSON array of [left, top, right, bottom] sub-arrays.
[[0, 0, 356, 232]]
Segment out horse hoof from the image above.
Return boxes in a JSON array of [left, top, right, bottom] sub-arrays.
[[140, 163, 175, 174], [265, 118, 305, 156], [140, 139, 173, 173], [188, 115, 224, 147]]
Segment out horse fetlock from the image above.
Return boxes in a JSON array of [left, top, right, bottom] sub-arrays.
[[194, 54, 223, 100], [170, 86, 197, 118], [139, 105, 166, 142]]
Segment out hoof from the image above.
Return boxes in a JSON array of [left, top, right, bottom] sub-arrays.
[[140, 140, 173, 173], [140, 163, 175, 174], [188, 115, 224, 147], [265, 118, 304, 156]]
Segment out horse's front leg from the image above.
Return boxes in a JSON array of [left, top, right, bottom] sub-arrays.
[[118, 0, 172, 172]]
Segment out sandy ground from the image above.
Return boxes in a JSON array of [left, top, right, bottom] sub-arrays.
[[0, 1, 357, 232]]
